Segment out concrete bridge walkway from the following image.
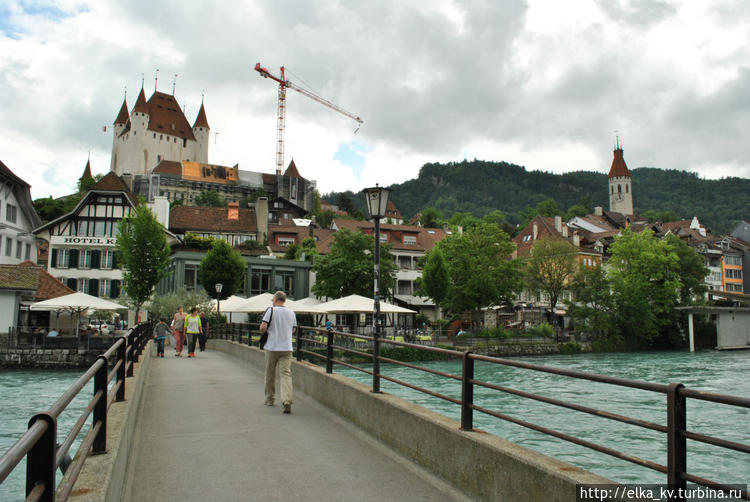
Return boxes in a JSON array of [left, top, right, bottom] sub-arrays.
[[122, 348, 471, 502]]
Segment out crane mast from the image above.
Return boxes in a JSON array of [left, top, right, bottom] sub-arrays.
[[255, 62, 363, 176]]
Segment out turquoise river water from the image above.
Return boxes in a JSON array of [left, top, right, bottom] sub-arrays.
[[0, 351, 747, 500], [338, 350, 749, 487]]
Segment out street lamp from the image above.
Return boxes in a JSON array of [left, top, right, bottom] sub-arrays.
[[362, 184, 391, 393], [215, 283, 223, 319]]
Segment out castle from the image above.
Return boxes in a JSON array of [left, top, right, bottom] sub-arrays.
[[110, 87, 210, 177]]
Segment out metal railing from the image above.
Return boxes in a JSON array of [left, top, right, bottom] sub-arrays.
[[0, 322, 152, 502], [293, 325, 749, 502]]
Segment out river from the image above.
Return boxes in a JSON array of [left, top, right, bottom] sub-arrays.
[[338, 349, 749, 486], [0, 369, 93, 501]]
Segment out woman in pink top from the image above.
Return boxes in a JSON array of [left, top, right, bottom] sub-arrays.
[[172, 306, 187, 356]]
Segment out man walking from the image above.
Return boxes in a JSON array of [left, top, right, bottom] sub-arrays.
[[260, 291, 297, 414]]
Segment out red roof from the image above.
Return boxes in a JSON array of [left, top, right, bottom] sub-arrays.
[[284, 159, 301, 178], [608, 147, 631, 178], [80, 159, 92, 181], [16, 261, 74, 301], [153, 160, 183, 176], [145, 91, 196, 141], [193, 102, 210, 129], [132, 87, 148, 114], [170, 206, 258, 233], [114, 98, 129, 125]]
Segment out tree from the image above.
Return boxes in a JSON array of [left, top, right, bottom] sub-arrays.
[[524, 238, 579, 325], [194, 190, 226, 207], [607, 228, 681, 348], [447, 211, 480, 231], [664, 234, 708, 303], [415, 246, 448, 305], [116, 205, 171, 319], [565, 204, 589, 221], [422, 222, 521, 314], [518, 198, 562, 228], [311, 228, 397, 299], [420, 207, 443, 228], [567, 266, 616, 342], [199, 240, 246, 301]]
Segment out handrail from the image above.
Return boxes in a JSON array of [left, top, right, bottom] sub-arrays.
[[0, 322, 152, 501], [288, 324, 749, 501]]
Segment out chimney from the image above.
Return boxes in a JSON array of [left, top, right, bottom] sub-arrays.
[[227, 201, 239, 221], [594, 206, 603, 216], [562, 226, 568, 238], [573, 231, 580, 247], [532, 222, 538, 240], [149, 196, 170, 228], [554, 215, 562, 233], [256, 197, 269, 244]]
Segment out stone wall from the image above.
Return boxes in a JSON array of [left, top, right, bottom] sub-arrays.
[[455, 341, 591, 357], [0, 349, 99, 368]]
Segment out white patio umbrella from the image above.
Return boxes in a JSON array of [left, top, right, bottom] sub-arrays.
[[284, 298, 328, 315], [234, 293, 276, 313], [30, 292, 127, 338], [316, 294, 416, 314], [215, 295, 251, 313]]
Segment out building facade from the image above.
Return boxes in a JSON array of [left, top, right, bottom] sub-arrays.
[[0, 161, 42, 266], [608, 140, 634, 216]]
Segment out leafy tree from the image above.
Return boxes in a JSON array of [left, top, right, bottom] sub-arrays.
[[447, 211, 480, 231], [664, 234, 708, 303], [482, 209, 507, 226], [567, 266, 616, 342], [116, 205, 171, 319], [33, 197, 64, 223], [311, 228, 397, 299], [641, 209, 682, 224], [77, 174, 103, 193], [420, 207, 443, 228], [524, 238, 579, 325], [314, 209, 336, 229], [607, 228, 681, 348], [199, 239, 247, 301], [170, 197, 184, 209], [147, 288, 214, 322], [415, 246, 448, 305], [565, 204, 589, 221], [423, 222, 521, 314], [518, 198, 563, 228], [195, 190, 227, 207]]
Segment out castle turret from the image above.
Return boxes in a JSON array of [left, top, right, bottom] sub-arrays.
[[110, 97, 129, 173], [608, 138, 633, 215], [192, 101, 210, 164]]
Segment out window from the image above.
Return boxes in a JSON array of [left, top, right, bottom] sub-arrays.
[[379, 233, 388, 242], [250, 269, 272, 295], [725, 256, 742, 266], [403, 235, 417, 245], [79, 249, 92, 268], [277, 237, 295, 247], [725, 269, 743, 279], [5, 237, 11, 257], [95, 220, 106, 236], [57, 249, 69, 268], [726, 283, 744, 292], [398, 256, 412, 269], [274, 271, 294, 294], [15, 240, 21, 259], [77, 279, 89, 293], [6, 204, 17, 223], [522, 235, 531, 242], [24, 244, 30, 260], [101, 250, 114, 269], [77, 220, 89, 236], [397, 280, 412, 295], [184, 265, 199, 291], [99, 279, 111, 298]]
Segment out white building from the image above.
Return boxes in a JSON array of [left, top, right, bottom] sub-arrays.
[[0, 160, 42, 265], [110, 87, 209, 177]]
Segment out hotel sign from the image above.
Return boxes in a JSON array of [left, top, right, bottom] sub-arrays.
[[51, 236, 117, 246]]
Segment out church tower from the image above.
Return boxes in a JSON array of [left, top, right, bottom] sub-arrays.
[[192, 99, 210, 164], [608, 138, 633, 215]]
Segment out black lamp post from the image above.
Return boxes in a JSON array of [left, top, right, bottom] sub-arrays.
[[362, 184, 391, 393], [215, 283, 223, 320]]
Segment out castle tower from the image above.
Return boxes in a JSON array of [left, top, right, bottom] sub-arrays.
[[608, 138, 633, 215], [192, 100, 210, 164], [110, 96, 130, 173]]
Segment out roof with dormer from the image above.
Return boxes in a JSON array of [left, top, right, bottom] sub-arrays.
[[144, 91, 196, 141], [114, 98, 129, 125], [193, 102, 210, 129], [608, 147, 632, 178]]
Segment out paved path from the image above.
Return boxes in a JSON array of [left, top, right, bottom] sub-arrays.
[[123, 349, 472, 502]]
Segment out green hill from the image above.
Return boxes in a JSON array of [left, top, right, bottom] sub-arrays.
[[324, 160, 749, 234]]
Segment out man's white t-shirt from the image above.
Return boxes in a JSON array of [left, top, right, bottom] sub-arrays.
[[262, 305, 297, 351]]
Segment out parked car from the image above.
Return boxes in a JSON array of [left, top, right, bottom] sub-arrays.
[[88, 320, 111, 334]]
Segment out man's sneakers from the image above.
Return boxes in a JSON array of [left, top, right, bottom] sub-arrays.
[[264, 398, 274, 406], [283, 402, 292, 414], [188, 352, 195, 358]]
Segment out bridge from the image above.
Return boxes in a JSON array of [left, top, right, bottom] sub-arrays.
[[1, 324, 748, 501]]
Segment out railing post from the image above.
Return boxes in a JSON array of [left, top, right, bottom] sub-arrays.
[[116, 337, 126, 401], [372, 331, 381, 393], [296, 328, 303, 362], [326, 328, 334, 374], [461, 351, 474, 431], [667, 382, 687, 500], [26, 412, 56, 502], [132, 328, 141, 365], [126, 332, 134, 378], [93, 355, 108, 454]]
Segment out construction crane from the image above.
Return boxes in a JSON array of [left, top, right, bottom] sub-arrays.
[[254, 62, 363, 175]]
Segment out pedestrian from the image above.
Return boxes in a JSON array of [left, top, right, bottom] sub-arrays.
[[260, 291, 297, 414], [152, 318, 169, 357], [184, 307, 203, 358], [198, 311, 208, 352], [172, 306, 187, 357]]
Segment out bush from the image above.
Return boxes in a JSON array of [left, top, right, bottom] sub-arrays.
[[474, 326, 510, 339], [558, 341, 582, 354], [591, 335, 626, 352], [184, 232, 215, 249], [527, 322, 555, 338]]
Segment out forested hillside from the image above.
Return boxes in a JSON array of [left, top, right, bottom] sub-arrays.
[[324, 160, 750, 234]]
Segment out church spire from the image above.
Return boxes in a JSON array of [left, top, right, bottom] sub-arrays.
[[193, 100, 210, 129], [132, 85, 148, 115], [80, 156, 93, 182], [114, 97, 129, 125]]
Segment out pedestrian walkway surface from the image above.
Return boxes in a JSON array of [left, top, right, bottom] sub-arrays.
[[123, 349, 472, 502]]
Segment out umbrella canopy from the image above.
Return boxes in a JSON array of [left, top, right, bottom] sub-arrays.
[[284, 298, 328, 314], [215, 295, 250, 312], [316, 294, 416, 314], [30, 292, 126, 312], [233, 293, 276, 313]]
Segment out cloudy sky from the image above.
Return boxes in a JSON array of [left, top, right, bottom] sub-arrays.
[[1, 0, 748, 200]]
